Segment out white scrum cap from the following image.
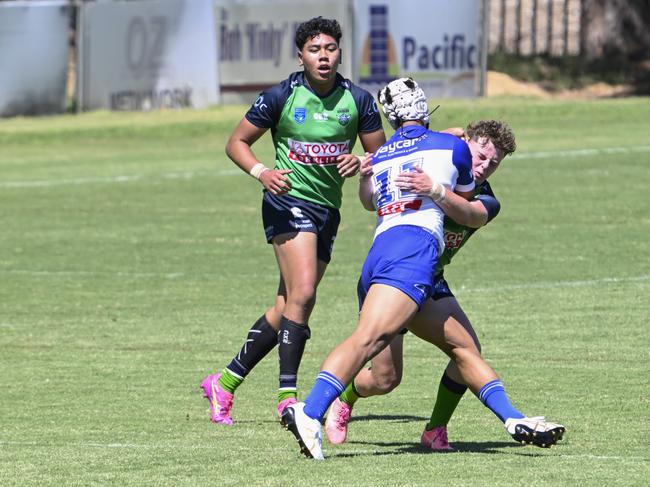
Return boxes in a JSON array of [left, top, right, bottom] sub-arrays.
[[377, 77, 429, 130]]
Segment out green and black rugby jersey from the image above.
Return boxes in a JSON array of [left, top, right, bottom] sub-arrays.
[[245, 71, 382, 209], [435, 180, 501, 275]]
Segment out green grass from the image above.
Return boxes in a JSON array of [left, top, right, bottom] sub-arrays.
[[1, 98, 649, 486]]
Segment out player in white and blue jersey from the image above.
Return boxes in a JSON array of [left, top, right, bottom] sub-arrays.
[[326, 121, 566, 450], [355, 114, 475, 309], [281, 78, 477, 459]]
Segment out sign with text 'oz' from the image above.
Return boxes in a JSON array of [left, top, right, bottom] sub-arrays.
[[214, 0, 352, 103], [78, 0, 219, 111], [0, 1, 70, 117], [352, 0, 485, 98]]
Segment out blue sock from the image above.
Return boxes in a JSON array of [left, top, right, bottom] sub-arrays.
[[477, 379, 525, 423], [303, 371, 345, 421]]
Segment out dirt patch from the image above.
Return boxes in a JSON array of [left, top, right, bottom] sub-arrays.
[[487, 70, 633, 99]]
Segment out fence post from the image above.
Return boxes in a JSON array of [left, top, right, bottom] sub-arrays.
[[531, 0, 538, 54], [562, 0, 569, 55], [515, 0, 522, 55], [499, 0, 507, 52], [579, 0, 587, 58], [546, 0, 554, 54]]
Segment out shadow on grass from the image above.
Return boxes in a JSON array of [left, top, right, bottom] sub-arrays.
[[332, 440, 542, 458], [349, 413, 427, 423]]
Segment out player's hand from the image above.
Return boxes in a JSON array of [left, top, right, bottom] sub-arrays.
[[336, 154, 361, 178], [359, 152, 373, 179], [394, 167, 433, 194], [259, 169, 292, 195]]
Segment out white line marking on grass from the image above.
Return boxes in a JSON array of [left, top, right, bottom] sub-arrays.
[[2, 269, 185, 279], [461, 451, 648, 462], [511, 145, 650, 160], [2, 145, 649, 189], [1, 441, 648, 463], [0, 441, 214, 450], [557, 453, 649, 462], [0, 169, 240, 189], [456, 275, 650, 294], [3, 269, 649, 291]]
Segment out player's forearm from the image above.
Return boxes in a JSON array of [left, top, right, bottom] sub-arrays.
[[225, 138, 266, 176], [438, 193, 488, 228], [358, 176, 375, 211]]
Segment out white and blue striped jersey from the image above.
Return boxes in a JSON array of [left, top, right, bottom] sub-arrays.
[[370, 125, 475, 251]]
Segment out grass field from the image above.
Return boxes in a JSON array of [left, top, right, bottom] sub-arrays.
[[1, 97, 649, 486]]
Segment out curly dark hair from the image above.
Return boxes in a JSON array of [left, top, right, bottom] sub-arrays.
[[466, 120, 517, 156], [294, 17, 342, 50]]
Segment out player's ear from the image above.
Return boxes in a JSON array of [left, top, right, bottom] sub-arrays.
[[297, 50, 303, 66], [339, 48, 343, 63]]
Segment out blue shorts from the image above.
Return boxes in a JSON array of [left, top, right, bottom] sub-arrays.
[[357, 225, 439, 310], [262, 191, 341, 263], [431, 273, 455, 300]]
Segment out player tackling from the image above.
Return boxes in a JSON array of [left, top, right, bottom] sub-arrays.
[[281, 78, 565, 459]]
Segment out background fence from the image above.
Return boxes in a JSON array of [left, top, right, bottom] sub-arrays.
[[487, 0, 584, 56]]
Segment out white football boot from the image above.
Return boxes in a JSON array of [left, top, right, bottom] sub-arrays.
[[505, 416, 566, 448], [281, 402, 324, 460]]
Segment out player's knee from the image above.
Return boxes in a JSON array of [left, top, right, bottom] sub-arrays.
[[290, 282, 317, 307], [374, 370, 402, 393], [451, 346, 481, 365]]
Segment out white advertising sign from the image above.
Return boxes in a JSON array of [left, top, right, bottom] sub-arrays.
[[78, 0, 219, 111], [214, 0, 352, 103], [0, 1, 70, 117], [352, 0, 483, 98]]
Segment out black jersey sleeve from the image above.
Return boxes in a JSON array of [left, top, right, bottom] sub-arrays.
[[475, 194, 501, 222], [244, 74, 296, 129], [475, 182, 501, 222], [349, 82, 383, 133]]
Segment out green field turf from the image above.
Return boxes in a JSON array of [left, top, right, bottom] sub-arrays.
[[1, 98, 649, 486]]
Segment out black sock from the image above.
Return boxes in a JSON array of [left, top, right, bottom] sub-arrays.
[[278, 316, 311, 393], [226, 314, 278, 378]]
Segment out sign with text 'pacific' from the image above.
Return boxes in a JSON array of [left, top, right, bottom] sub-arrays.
[[353, 0, 483, 98]]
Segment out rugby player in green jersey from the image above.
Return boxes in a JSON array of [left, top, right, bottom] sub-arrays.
[[200, 17, 386, 425], [325, 120, 566, 450]]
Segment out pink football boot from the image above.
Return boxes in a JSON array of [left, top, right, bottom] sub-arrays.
[[200, 373, 234, 425], [324, 398, 352, 444], [420, 425, 455, 451]]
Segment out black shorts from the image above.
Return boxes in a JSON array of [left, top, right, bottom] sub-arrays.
[[262, 191, 341, 263], [431, 273, 455, 301], [397, 274, 454, 335]]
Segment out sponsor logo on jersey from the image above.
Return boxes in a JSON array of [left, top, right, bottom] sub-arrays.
[[376, 135, 428, 156], [288, 139, 351, 166], [444, 230, 467, 250], [338, 113, 351, 126], [294, 107, 307, 124], [313, 112, 329, 122], [377, 198, 422, 216]]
